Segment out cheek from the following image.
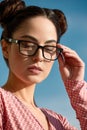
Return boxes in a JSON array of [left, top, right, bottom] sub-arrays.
[[8, 45, 24, 73], [42, 61, 54, 79]]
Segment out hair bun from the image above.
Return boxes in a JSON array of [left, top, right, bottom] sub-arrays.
[[0, 0, 25, 28], [53, 9, 67, 35]]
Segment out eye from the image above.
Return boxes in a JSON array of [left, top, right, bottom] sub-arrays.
[[19, 41, 38, 54], [20, 41, 35, 48], [44, 46, 56, 53]]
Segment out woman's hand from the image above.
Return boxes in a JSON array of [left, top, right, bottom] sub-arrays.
[[57, 44, 85, 82]]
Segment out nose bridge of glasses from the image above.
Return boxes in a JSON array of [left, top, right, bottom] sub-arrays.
[[34, 44, 44, 58]]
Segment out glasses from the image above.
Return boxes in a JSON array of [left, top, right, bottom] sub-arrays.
[[4, 37, 63, 61]]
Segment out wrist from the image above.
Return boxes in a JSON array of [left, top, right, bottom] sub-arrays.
[[69, 67, 85, 81]]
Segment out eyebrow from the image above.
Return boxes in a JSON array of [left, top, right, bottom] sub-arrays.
[[20, 35, 57, 44]]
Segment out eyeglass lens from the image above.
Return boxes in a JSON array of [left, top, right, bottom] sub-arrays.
[[4, 38, 62, 61], [19, 41, 59, 60]]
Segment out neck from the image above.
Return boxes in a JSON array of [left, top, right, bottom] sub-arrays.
[[3, 72, 36, 108]]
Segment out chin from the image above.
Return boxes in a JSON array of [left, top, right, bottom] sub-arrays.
[[23, 77, 44, 85]]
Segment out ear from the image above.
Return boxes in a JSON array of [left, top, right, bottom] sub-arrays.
[[1, 39, 9, 59]]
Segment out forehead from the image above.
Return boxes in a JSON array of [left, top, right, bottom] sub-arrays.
[[13, 16, 57, 41]]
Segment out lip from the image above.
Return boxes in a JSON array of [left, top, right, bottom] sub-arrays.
[[28, 65, 43, 74]]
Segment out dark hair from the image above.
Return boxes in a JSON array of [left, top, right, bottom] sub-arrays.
[[0, 0, 67, 65], [0, 0, 67, 39]]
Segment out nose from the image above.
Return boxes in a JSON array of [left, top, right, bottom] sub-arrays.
[[32, 48, 44, 62]]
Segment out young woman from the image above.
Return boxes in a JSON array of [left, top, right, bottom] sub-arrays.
[[0, 0, 87, 130]]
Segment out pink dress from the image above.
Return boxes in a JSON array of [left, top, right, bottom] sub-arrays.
[[0, 80, 87, 130]]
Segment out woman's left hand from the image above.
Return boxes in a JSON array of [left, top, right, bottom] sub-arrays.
[[57, 44, 85, 82]]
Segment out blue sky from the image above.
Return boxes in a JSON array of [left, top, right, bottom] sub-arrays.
[[0, 0, 87, 129]]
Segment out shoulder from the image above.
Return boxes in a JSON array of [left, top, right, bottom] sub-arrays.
[[0, 87, 10, 100], [0, 87, 13, 98], [0, 87, 7, 105], [0, 88, 5, 114], [0, 87, 13, 110], [0, 87, 4, 102]]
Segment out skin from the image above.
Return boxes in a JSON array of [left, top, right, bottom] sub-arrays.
[[1, 16, 85, 130], [57, 44, 85, 81], [2, 16, 58, 86], [1, 16, 58, 130]]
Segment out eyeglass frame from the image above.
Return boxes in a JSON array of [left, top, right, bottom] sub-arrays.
[[3, 37, 63, 61]]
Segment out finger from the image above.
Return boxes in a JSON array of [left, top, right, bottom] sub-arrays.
[[58, 53, 65, 67], [57, 44, 85, 67]]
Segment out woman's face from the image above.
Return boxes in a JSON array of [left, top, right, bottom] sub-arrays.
[[6, 16, 58, 84]]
